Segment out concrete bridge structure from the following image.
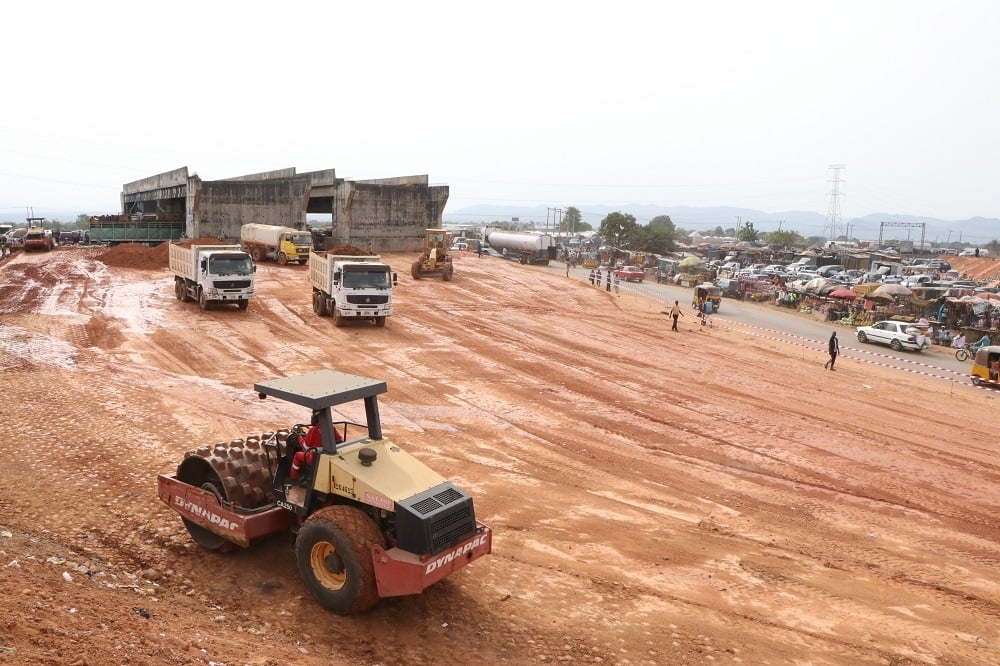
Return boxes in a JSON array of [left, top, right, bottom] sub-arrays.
[[117, 166, 449, 251]]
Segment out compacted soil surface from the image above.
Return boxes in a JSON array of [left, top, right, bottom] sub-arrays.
[[1, 245, 999, 666]]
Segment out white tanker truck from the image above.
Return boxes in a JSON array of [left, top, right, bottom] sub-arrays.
[[486, 231, 557, 265]]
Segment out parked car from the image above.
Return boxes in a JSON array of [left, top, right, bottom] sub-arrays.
[[450, 242, 469, 251], [902, 274, 936, 288], [926, 260, 951, 271], [58, 231, 75, 244], [614, 265, 645, 282], [815, 265, 845, 278], [856, 321, 931, 352], [793, 270, 819, 282]]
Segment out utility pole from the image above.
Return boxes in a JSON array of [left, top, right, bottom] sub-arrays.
[[546, 207, 563, 235]]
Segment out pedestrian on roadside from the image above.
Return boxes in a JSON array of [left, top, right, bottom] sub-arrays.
[[589, 268, 596, 285], [565, 259, 571, 277], [701, 300, 714, 328], [824, 331, 840, 370], [595, 268, 602, 287], [605, 270, 612, 292], [669, 300, 684, 331]]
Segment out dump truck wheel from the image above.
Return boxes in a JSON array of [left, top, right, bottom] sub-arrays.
[[174, 279, 185, 301], [252, 247, 264, 262], [333, 307, 344, 327], [238, 299, 249, 311], [374, 316, 386, 327], [296, 505, 385, 615], [198, 289, 209, 311], [278, 252, 288, 265]]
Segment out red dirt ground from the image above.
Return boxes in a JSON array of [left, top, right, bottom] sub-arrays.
[[1, 246, 999, 666]]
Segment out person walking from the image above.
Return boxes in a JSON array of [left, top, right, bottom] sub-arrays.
[[824, 331, 840, 370], [565, 259, 571, 277], [669, 300, 684, 331], [589, 268, 596, 285], [595, 268, 602, 287], [605, 270, 612, 292]]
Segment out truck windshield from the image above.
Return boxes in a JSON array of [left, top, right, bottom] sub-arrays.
[[343, 268, 390, 288], [291, 233, 312, 245], [209, 254, 254, 275]]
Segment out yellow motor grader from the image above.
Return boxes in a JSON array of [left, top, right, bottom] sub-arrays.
[[410, 228, 454, 280], [157, 369, 491, 614]]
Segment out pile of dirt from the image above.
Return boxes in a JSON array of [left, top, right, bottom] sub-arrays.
[[317, 245, 370, 256], [96, 243, 167, 270], [96, 238, 235, 270]]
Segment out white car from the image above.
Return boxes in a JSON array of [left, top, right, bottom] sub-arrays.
[[856, 321, 930, 352]]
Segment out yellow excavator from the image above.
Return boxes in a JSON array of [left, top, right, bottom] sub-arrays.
[[410, 228, 454, 280]]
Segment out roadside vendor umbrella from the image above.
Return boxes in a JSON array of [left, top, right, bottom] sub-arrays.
[[871, 283, 912, 298], [828, 288, 858, 299]]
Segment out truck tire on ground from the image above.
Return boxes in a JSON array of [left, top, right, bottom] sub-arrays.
[[278, 252, 288, 265], [374, 316, 386, 327], [251, 247, 264, 263], [238, 299, 249, 311], [198, 289, 209, 311], [312, 291, 328, 316], [443, 262, 454, 281], [333, 307, 344, 327], [411, 260, 423, 279], [296, 505, 386, 615], [174, 278, 186, 301]]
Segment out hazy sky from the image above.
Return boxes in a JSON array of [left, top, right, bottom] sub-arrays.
[[3, 1, 999, 228]]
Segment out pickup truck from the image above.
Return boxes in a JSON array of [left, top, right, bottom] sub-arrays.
[[614, 265, 645, 282]]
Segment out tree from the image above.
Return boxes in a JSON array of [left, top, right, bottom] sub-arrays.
[[985, 240, 1000, 256], [766, 229, 804, 248], [76, 214, 90, 227], [598, 212, 638, 259], [736, 221, 759, 242], [561, 207, 582, 234], [637, 215, 677, 254]]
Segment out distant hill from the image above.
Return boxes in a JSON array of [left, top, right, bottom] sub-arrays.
[[444, 204, 1000, 246]]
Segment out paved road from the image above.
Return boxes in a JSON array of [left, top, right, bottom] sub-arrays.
[[558, 263, 974, 389]]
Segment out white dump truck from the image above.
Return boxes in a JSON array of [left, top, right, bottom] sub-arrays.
[[308, 253, 396, 327], [240, 223, 313, 265], [486, 231, 556, 265], [168, 242, 256, 311]]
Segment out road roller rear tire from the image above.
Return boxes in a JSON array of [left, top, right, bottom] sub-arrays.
[[296, 505, 385, 615]]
